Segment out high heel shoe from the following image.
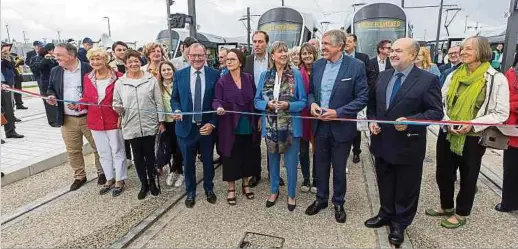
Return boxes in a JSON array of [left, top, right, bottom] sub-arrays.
[[287, 197, 296, 212], [266, 192, 279, 208], [227, 189, 237, 206], [242, 183, 255, 200]]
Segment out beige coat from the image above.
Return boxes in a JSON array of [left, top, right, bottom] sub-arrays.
[[442, 66, 510, 132]]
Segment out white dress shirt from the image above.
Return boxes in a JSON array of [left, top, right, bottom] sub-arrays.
[[63, 60, 87, 116], [378, 56, 387, 72], [253, 54, 268, 87], [190, 66, 205, 123]]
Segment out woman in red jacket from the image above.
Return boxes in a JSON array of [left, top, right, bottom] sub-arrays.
[[72, 47, 127, 197], [496, 61, 518, 212]]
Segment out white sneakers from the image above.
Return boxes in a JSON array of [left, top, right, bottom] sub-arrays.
[[346, 167, 350, 174], [166, 172, 184, 187]]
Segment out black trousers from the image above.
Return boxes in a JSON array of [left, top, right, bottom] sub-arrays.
[[160, 122, 183, 174], [14, 75, 23, 106], [1, 90, 16, 135], [376, 157, 423, 230], [125, 141, 132, 160], [37, 80, 58, 126], [502, 147, 518, 210], [436, 130, 486, 216], [129, 135, 157, 188], [352, 131, 362, 156]]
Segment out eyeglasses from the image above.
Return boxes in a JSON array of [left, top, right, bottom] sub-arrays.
[[189, 54, 206, 59]]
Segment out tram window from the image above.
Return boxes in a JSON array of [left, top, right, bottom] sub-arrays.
[[303, 28, 311, 43], [353, 18, 406, 58], [259, 22, 302, 48]]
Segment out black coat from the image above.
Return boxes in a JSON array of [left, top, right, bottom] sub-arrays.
[[369, 57, 393, 87], [47, 61, 92, 126], [367, 66, 443, 165], [353, 52, 377, 89], [244, 54, 255, 80], [30, 55, 58, 85]]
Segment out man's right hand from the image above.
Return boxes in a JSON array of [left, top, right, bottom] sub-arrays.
[[172, 110, 183, 121], [310, 103, 322, 117], [47, 95, 57, 106], [369, 122, 381, 135]]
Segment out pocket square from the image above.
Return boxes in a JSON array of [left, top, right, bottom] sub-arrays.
[[341, 78, 352, 81]]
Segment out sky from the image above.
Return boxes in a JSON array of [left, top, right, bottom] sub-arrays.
[[0, 0, 511, 47]]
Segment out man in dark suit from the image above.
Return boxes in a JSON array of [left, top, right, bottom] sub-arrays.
[[370, 40, 393, 81], [25, 41, 42, 67], [364, 38, 443, 247], [171, 43, 220, 208], [243, 31, 284, 187], [344, 33, 376, 164], [305, 29, 369, 223], [77, 37, 93, 63], [438, 45, 461, 73], [46, 43, 104, 191]]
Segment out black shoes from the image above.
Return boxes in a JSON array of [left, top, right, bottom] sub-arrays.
[[287, 198, 296, 212], [213, 157, 222, 166], [266, 192, 279, 208], [16, 105, 28, 110], [97, 174, 107, 185], [6, 133, 24, 138], [353, 154, 360, 163], [1, 139, 5, 144], [185, 196, 196, 208], [138, 185, 149, 200], [279, 177, 285, 186], [305, 201, 328, 215], [364, 215, 390, 228], [15, 117, 21, 122], [495, 203, 516, 213], [249, 176, 261, 187], [334, 205, 347, 223], [206, 191, 217, 204], [150, 179, 160, 196], [388, 227, 405, 247], [70, 178, 87, 191]]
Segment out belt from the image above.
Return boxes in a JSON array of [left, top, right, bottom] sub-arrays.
[[65, 114, 87, 118]]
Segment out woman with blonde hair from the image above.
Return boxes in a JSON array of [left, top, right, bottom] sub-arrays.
[[425, 36, 509, 228], [290, 46, 301, 67], [142, 42, 167, 78], [415, 47, 441, 77], [255, 41, 307, 211], [71, 47, 127, 196]]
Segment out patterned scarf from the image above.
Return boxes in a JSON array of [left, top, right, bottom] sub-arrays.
[[262, 66, 296, 153]]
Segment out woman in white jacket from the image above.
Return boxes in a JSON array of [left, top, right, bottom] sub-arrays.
[[113, 50, 166, 200], [425, 36, 509, 229]]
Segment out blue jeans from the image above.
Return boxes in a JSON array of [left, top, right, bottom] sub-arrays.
[[268, 138, 300, 198]]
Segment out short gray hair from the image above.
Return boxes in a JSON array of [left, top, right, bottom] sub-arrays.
[[189, 43, 206, 53], [322, 29, 346, 48], [56, 43, 78, 57], [462, 36, 492, 63]]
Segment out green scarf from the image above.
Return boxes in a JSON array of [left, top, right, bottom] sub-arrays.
[[446, 62, 490, 155]]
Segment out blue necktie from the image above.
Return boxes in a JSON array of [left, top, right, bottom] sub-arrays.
[[194, 71, 202, 122], [389, 73, 404, 107]]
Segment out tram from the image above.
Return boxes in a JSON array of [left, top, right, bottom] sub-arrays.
[[346, 3, 413, 58], [257, 7, 321, 48], [156, 29, 227, 66]]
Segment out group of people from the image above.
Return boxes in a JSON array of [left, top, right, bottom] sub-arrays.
[[2, 27, 517, 248]]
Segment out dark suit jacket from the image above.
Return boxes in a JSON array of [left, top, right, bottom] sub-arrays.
[[369, 57, 392, 87], [308, 56, 369, 143], [367, 66, 443, 165], [244, 55, 255, 77], [47, 61, 93, 126], [353, 52, 377, 88], [438, 63, 452, 73], [25, 50, 37, 66], [171, 66, 220, 139], [77, 48, 89, 63]]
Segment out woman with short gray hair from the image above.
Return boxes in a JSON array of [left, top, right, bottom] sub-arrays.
[[255, 41, 307, 211], [426, 36, 509, 228]]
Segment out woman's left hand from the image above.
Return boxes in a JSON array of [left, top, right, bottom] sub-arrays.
[[456, 124, 473, 135], [275, 101, 289, 110], [159, 123, 166, 133]]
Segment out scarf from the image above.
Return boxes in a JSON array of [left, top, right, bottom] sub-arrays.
[[262, 66, 295, 153], [446, 62, 490, 155]]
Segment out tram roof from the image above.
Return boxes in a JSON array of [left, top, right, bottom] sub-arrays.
[[258, 6, 322, 31], [156, 29, 227, 44]]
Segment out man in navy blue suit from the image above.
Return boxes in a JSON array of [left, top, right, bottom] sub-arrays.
[[171, 43, 220, 208], [364, 38, 443, 247], [305, 30, 369, 223]]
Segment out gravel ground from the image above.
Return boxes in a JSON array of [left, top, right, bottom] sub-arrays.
[[408, 132, 518, 248], [141, 142, 378, 248], [1, 158, 207, 248], [1, 155, 96, 216]]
